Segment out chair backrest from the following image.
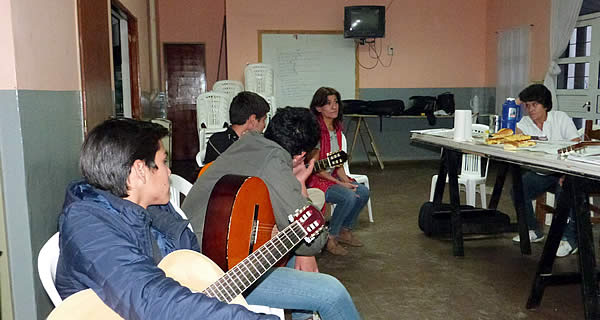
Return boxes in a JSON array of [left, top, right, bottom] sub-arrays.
[[340, 133, 352, 175], [461, 153, 482, 177], [38, 232, 63, 307], [197, 127, 228, 167], [471, 123, 489, 136], [169, 174, 193, 207], [461, 153, 489, 179], [196, 91, 230, 130], [213, 80, 244, 102], [244, 63, 274, 96], [257, 93, 277, 129]]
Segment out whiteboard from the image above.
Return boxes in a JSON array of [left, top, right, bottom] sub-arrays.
[[260, 32, 356, 108]]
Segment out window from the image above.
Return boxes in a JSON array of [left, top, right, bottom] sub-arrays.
[[556, 13, 600, 118]]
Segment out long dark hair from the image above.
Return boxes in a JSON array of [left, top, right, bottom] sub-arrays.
[[309, 87, 343, 129]]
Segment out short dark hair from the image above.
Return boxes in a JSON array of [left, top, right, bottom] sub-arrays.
[[309, 87, 344, 129], [264, 107, 319, 157], [519, 84, 552, 111], [229, 91, 270, 125], [80, 118, 168, 197]]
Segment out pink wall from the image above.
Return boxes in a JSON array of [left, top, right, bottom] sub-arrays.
[[226, 0, 488, 88], [157, 0, 226, 91], [10, 0, 80, 90], [0, 0, 17, 90], [485, 0, 551, 86]]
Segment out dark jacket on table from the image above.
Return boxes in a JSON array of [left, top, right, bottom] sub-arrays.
[[55, 180, 275, 320]]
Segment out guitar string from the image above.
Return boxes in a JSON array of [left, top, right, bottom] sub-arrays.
[[208, 221, 309, 301], [205, 221, 307, 302]]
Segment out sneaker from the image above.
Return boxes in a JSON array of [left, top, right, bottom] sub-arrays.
[[512, 230, 545, 243], [556, 240, 578, 257]]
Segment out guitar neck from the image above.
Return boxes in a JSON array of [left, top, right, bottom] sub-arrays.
[[558, 141, 600, 154], [202, 221, 306, 303], [313, 158, 330, 172]]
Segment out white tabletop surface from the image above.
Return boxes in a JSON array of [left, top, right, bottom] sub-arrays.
[[411, 133, 600, 181]]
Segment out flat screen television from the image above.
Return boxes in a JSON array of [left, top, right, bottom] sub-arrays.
[[344, 6, 385, 39]]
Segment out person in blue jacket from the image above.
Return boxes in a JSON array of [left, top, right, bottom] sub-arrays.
[[54, 118, 276, 319]]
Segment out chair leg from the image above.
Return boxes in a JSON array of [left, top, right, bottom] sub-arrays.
[[367, 199, 373, 222], [430, 175, 438, 202], [464, 182, 476, 207], [479, 183, 487, 209]]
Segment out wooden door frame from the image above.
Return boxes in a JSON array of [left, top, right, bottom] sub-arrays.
[[112, 0, 141, 119]]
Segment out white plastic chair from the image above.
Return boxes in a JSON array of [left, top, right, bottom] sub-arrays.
[[244, 63, 274, 97], [196, 91, 230, 166], [169, 174, 193, 208], [38, 232, 63, 307], [429, 153, 490, 208], [335, 134, 374, 222], [213, 80, 244, 103], [196, 91, 230, 130]]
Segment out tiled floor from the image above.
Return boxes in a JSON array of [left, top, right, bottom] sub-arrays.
[[172, 159, 591, 320]]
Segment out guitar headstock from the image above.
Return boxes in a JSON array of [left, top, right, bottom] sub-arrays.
[[326, 150, 348, 168], [288, 206, 326, 243]]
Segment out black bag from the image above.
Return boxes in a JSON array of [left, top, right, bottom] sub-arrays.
[[418, 202, 512, 236], [436, 92, 455, 115], [341, 100, 369, 115], [363, 99, 405, 116], [404, 96, 437, 115]]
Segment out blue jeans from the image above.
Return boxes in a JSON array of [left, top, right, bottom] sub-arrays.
[[326, 182, 370, 236], [513, 170, 577, 246], [245, 257, 360, 320]]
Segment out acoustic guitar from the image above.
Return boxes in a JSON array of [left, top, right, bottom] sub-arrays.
[[203, 175, 278, 271], [47, 205, 325, 319], [313, 150, 348, 172]]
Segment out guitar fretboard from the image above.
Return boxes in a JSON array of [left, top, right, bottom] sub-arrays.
[[313, 158, 331, 172], [202, 221, 307, 303]]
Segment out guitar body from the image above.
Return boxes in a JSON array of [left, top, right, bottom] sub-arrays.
[[47, 250, 246, 320], [203, 175, 278, 271]]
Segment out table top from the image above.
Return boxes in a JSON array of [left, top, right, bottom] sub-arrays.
[[346, 114, 454, 119], [411, 133, 600, 181]]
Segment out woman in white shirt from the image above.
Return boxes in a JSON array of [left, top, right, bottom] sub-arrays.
[[512, 84, 580, 257]]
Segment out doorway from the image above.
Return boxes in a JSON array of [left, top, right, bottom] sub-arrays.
[[163, 44, 206, 161], [111, 7, 132, 118]]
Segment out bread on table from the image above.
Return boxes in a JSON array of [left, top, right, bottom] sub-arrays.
[[484, 128, 536, 149]]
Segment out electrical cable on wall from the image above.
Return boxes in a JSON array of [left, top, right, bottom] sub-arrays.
[[354, 0, 394, 70]]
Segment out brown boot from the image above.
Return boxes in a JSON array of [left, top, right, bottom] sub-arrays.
[[326, 237, 348, 256], [337, 229, 363, 247]]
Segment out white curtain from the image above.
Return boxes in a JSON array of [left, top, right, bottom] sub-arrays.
[[496, 26, 530, 114], [543, 0, 583, 109]]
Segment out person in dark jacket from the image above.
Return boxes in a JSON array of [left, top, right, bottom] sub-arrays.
[[204, 91, 270, 163], [54, 118, 275, 320]]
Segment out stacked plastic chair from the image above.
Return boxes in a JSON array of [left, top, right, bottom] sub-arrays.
[[212, 80, 244, 104], [244, 63, 274, 97], [196, 91, 230, 166]]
